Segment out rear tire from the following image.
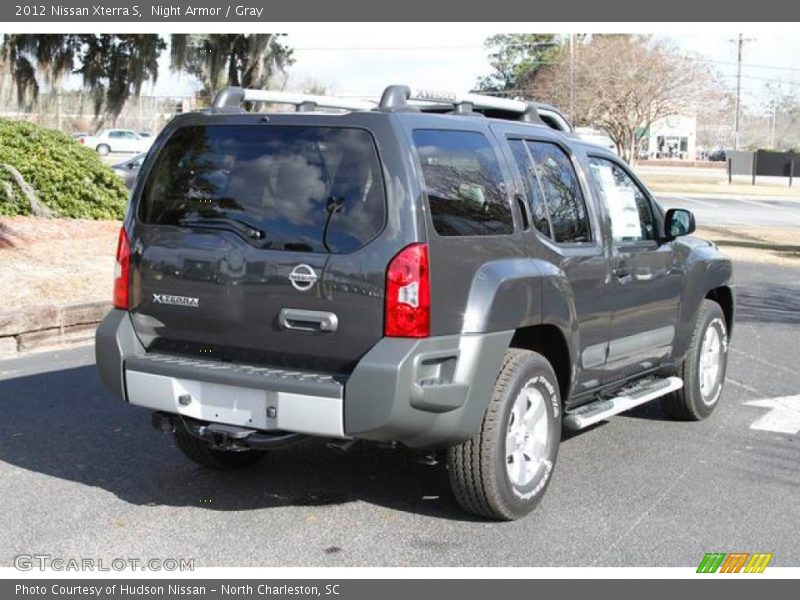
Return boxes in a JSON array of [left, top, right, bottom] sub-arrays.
[[173, 427, 267, 469], [447, 349, 561, 521], [96, 144, 110, 156], [661, 299, 728, 421]]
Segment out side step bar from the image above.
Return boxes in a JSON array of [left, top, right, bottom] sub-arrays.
[[563, 376, 684, 430]]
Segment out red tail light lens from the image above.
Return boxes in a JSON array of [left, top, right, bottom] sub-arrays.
[[113, 227, 131, 309], [385, 243, 430, 338]]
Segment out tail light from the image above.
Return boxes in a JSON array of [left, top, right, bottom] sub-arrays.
[[385, 243, 430, 338], [113, 227, 131, 309]]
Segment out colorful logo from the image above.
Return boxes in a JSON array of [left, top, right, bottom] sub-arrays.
[[697, 552, 773, 573]]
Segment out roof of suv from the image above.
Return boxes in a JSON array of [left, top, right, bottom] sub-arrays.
[[206, 85, 571, 129], [168, 86, 621, 160]]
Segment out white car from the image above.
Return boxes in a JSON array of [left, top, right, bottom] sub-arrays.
[[80, 129, 153, 156]]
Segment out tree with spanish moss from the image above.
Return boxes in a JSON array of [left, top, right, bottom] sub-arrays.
[[1, 34, 165, 124], [476, 33, 559, 94], [169, 34, 294, 99]]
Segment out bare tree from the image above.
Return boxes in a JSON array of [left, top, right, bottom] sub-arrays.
[[531, 35, 718, 163], [695, 90, 735, 152]]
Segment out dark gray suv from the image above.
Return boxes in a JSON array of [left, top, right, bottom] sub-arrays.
[[96, 85, 734, 520]]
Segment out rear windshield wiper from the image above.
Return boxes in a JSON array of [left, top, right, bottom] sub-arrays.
[[177, 216, 266, 241]]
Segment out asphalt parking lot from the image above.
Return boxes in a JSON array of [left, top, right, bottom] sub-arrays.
[[1, 259, 798, 568], [657, 194, 800, 227]]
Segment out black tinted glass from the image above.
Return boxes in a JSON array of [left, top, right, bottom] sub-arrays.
[[413, 129, 513, 236], [508, 139, 551, 237], [140, 125, 385, 254], [527, 141, 590, 243]]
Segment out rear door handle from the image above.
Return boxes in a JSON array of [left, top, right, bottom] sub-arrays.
[[279, 309, 338, 333]]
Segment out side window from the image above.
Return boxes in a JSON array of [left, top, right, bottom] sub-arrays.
[[412, 129, 513, 237], [527, 141, 591, 243], [508, 139, 551, 237], [109, 131, 123, 139], [589, 157, 655, 242]]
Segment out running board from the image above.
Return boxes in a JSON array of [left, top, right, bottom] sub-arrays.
[[563, 376, 684, 430]]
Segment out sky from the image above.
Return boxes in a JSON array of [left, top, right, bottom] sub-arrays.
[[146, 29, 800, 113]]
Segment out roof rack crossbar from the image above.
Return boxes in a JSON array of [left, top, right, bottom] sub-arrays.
[[209, 85, 554, 127], [212, 86, 376, 112], [377, 85, 543, 123]]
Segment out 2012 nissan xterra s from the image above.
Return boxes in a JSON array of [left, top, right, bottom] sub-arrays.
[[96, 85, 734, 520]]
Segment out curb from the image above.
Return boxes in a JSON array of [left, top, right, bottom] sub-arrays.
[[0, 301, 110, 357], [654, 191, 800, 201]]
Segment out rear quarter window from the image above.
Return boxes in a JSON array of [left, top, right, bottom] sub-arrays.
[[526, 141, 591, 243], [139, 125, 386, 254], [412, 129, 513, 237]]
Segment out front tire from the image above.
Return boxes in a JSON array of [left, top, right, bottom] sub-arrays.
[[661, 299, 729, 420], [173, 426, 267, 469], [447, 349, 561, 521]]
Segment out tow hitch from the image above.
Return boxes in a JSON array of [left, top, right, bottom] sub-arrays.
[[151, 412, 307, 451]]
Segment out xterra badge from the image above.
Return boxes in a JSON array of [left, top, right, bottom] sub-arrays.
[[152, 294, 199, 308], [288, 264, 318, 292]]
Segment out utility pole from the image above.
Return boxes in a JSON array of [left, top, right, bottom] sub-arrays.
[[769, 101, 777, 148], [732, 34, 755, 151], [569, 33, 576, 122]]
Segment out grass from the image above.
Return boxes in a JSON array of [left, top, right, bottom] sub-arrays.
[[695, 226, 800, 265], [641, 173, 800, 198], [640, 169, 800, 198]]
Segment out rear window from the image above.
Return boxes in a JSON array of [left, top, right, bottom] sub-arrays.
[[140, 125, 385, 254], [412, 129, 513, 237]]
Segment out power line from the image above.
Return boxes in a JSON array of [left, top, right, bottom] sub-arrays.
[[695, 57, 800, 73], [293, 43, 800, 75], [293, 42, 800, 69], [293, 44, 487, 51]]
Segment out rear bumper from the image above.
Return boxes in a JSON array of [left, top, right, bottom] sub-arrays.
[[95, 310, 512, 448]]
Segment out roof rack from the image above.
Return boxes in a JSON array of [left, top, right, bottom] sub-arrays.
[[212, 87, 376, 112], [378, 85, 544, 124], [210, 85, 551, 126]]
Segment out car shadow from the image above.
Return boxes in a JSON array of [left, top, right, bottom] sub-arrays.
[[734, 284, 800, 326], [0, 365, 488, 522], [617, 399, 672, 421]]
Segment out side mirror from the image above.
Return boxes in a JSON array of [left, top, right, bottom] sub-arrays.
[[664, 208, 695, 238]]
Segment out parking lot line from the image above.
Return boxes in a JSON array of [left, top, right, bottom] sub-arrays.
[[734, 198, 782, 210], [678, 196, 719, 208]]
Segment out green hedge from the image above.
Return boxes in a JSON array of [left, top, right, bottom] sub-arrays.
[[0, 118, 128, 219]]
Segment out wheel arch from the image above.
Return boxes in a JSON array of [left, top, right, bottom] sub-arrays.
[[672, 253, 734, 361], [509, 324, 571, 403], [461, 257, 580, 402], [705, 285, 734, 337]]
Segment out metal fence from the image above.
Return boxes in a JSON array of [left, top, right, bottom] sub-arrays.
[[0, 92, 198, 136], [727, 150, 798, 186]]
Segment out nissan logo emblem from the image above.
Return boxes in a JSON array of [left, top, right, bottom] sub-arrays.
[[288, 264, 318, 292]]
